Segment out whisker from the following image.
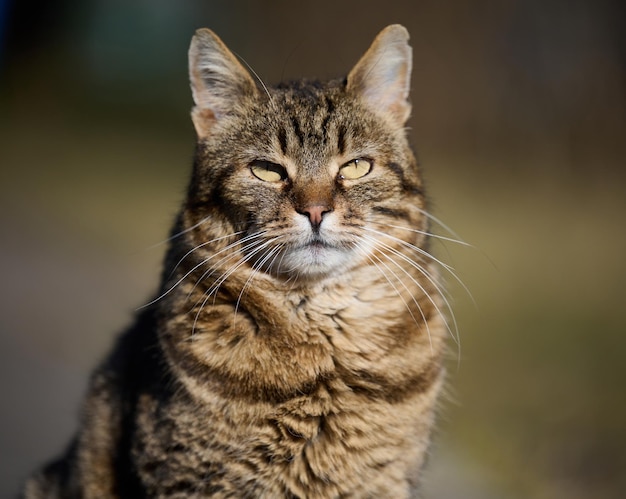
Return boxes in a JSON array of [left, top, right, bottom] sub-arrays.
[[139, 256, 215, 310], [368, 220, 471, 247], [360, 233, 460, 350], [363, 226, 474, 306], [167, 231, 246, 279], [416, 206, 464, 242], [364, 226, 455, 273], [371, 215, 495, 279], [191, 236, 283, 335], [366, 233, 457, 329], [234, 52, 276, 108], [192, 238, 277, 333], [234, 242, 285, 326], [353, 240, 433, 352], [213, 236, 282, 297], [144, 215, 213, 251], [138, 231, 263, 310], [185, 232, 270, 301]]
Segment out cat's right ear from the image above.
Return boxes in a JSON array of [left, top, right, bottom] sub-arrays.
[[347, 25, 413, 128], [189, 29, 258, 138]]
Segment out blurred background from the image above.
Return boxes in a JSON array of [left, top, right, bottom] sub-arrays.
[[1, 0, 625, 497]]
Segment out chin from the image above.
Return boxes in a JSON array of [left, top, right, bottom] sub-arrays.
[[273, 245, 354, 281]]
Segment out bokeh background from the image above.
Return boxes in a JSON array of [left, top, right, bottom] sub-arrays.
[[1, 0, 625, 497]]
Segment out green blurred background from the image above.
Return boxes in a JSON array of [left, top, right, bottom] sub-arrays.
[[1, 0, 625, 497]]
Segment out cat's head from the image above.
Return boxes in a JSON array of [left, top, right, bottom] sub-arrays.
[[185, 25, 427, 281]]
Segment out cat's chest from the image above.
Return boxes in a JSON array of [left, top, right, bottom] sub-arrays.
[[154, 276, 430, 496], [286, 277, 407, 360], [165, 270, 422, 418]]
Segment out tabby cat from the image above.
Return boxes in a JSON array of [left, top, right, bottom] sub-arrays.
[[23, 24, 451, 498]]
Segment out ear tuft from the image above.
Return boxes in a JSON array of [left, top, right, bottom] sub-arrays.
[[347, 25, 413, 127], [189, 29, 258, 137]]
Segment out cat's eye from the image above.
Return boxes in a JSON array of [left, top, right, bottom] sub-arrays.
[[250, 160, 288, 183], [338, 158, 373, 180]]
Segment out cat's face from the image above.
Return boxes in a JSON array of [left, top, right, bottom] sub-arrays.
[[190, 84, 424, 280], [186, 26, 426, 281]]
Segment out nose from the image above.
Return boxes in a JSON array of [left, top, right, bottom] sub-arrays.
[[298, 204, 333, 229]]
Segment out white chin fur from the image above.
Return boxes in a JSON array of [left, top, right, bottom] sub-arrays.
[[275, 245, 353, 278]]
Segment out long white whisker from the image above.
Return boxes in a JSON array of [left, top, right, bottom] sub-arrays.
[[138, 231, 264, 309], [371, 217, 494, 281], [168, 231, 246, 279], [234, 242, 285, 326], [363, 226, 474, 305], [144, 215, 213, 250], [234, 52, 275, 108], [363, 226, 455, 272], [185, 232, 270, 301], [137, 234, 264, 310], [416, 207, 464, 241], [211, 236, 282, 296], [353, 240, 433, 353], [368, 220, 471, 247], [139, 256, 215, 310], [361, 233, 460, 350], [191, 236, 283, 335]]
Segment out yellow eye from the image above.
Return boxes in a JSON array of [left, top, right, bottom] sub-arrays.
[[338, 158, 372, 180], [250, 161, 288, 182]]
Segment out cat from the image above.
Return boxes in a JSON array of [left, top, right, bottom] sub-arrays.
[[22, 24, 451, 498]]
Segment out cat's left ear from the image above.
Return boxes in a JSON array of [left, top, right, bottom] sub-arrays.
[[189, 29, 258, 138], [347, 25, 412, 127]]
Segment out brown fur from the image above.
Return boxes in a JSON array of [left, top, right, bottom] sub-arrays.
[[23, 25, 448, 498]]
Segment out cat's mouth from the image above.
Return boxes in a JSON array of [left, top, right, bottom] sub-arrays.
[[300, 237, 345, 256], [267, 236, 352, 279], [303, 240, 330, 250], [301, 241, 332, 260]]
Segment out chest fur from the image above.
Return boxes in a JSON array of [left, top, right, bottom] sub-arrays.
[[132, 358, 440, 498], [146, 274, 443, 496], [160, 270, 436, 400]]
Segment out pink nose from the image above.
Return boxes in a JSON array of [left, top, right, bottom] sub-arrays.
[[300, 204, 332, 228]]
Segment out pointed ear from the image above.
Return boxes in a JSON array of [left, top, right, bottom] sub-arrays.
[[189, 29, 258, 138], [347, 25, 413, 127]]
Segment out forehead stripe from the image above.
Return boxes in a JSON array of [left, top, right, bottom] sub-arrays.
[[290, 116, 305, 146], [277, 127, 288, 154]]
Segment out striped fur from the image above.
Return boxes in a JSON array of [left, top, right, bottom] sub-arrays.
[[23, 25, 449, 498]]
